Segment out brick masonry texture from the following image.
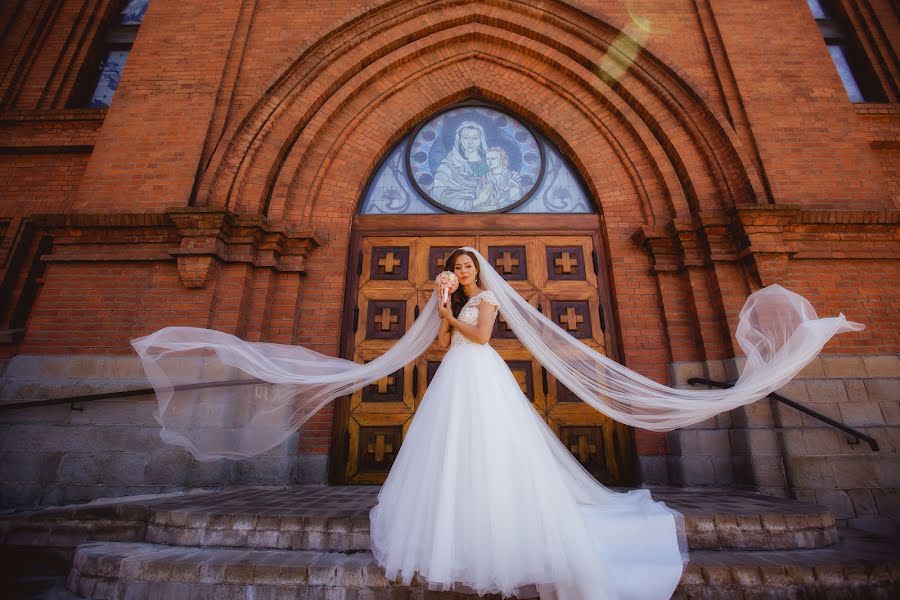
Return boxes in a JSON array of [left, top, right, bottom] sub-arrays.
[[0, 1, 898, 511]]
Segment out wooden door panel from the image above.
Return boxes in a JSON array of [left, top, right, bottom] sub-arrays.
[[339, 233, 631, 485]]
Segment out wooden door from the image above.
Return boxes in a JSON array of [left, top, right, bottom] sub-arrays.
[[330, 232, 634, 485]]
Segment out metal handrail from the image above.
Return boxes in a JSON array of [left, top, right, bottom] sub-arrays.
[[0, 378, 265, 412], [688, 377, 879, 452]]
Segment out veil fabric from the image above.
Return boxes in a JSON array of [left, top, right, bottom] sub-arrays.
[[130, 245, 864, 461]]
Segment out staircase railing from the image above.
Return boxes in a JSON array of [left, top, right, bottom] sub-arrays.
[[688, 377, 879, 451]]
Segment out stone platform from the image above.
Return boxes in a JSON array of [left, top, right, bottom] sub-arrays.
[[1, 485, 898, 599]]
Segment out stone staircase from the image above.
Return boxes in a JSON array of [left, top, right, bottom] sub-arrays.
[[1, 485, 898, 599]]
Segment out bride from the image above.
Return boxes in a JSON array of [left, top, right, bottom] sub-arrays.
[[130, 246, 864, 600], [369, 248, 688, 600]]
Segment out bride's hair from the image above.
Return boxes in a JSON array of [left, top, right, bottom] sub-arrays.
[[444, 249, 483, 318]]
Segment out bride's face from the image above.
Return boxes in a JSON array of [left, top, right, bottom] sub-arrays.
[[453, 254, 479, 287]]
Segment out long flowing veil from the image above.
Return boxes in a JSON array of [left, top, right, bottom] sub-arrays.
[[130, 245, 864, 461]]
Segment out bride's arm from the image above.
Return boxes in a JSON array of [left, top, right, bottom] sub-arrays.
[[436, 316, 451, 349], [446, 301, 498, 344]]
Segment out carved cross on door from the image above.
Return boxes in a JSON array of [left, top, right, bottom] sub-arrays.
[[558, 307, 584, 330], [376, 375, 395, 394], [495, 251, 519, 274], [367, 434, 394, 462], [569, 434, 598, 463], [378, 252, 401, 274], [554, 251, 577, 274], [434, 252, 451, 273], [374, 307, 398, 331]]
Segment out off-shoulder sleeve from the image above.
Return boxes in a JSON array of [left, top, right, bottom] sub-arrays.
[[478, 290, 499, 307]]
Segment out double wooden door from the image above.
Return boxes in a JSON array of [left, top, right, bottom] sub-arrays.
[[330, 232, 634, 485]]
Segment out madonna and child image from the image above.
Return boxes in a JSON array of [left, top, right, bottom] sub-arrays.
[[407, 105, 544, 213]]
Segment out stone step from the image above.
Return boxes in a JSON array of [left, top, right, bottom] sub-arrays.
[[0, 485, 840, 555], [67, 531, 900, 600], [142, 485, 840, 552]]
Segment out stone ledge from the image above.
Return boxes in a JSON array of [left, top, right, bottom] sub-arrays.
[[669, 354, 900, 386], [65, 531, 900, 600], [0, 485, 842, 553]]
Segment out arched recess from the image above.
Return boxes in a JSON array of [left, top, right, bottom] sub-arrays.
[[192, 0, 769, 482], [332, 100, 636, 485], [196, 0, 765, 224]]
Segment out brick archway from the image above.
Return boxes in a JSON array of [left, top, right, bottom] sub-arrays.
[[196, 0, 765, 225]]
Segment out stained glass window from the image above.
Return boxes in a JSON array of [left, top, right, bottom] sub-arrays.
[[119, 0, 149, 25], [79, 1, 148, 108], [360, 107, 595, 215], [89, 50, 129, 108], [805, 0, 885, 103]]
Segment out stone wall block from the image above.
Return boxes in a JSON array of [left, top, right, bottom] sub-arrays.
[[831, 457, 878, 489], [821, 356, 866, 378], [864, 379, 900, 403], [102, 453, 151, 486], [772, 402, 804, 427], [775, 380, 809, 406], [143, 452, 191, 486], [799, 403, 842, 428], [862, 356, 900, 377], [881, 402, 900, 426], [813, 489, 854, 519], [838, 402, 885, 427], [846, 488, 878, 516], [711, 456, 735, 484], [0, 450, 62, 483], [779, 429, 807, 454], [748, 429, 781, 455], [58, 453, 107, 484], [804, 380, 848, 403], [847, 516, 898, 537], [730, 401, 775, 428], [668, 456, 716, 485], [872, 489, 900, 519], [186, 460, 234, 487], [0, 404, 72, 425], [234, 458, 293, 484], [843, 379, 869, 403], [636, 455, 669, 484], [783, 456, 836, 489], [697, 429, 731, 456], [666, 430, 700, 456], [0, 483, 42, 507], [750, 456, 788, 488], [803, 427, 842, 455], [874, 457, 900, 487], [796, 358, 824, 378]]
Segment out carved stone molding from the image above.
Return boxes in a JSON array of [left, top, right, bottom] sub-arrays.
[[30, 208, 322, 288], [633, 206, 900, 272]]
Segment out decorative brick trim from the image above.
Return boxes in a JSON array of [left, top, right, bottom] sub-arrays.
[[634, 206, 900, 272], [30, 208, 322, 289]]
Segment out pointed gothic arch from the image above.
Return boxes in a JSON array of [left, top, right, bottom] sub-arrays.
[[195, 0, 765, 229]]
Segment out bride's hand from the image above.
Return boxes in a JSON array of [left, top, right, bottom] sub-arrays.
[[437, 297, 452, 320]]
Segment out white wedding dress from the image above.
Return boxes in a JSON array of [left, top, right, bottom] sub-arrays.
[[369, 290, 689, 600]]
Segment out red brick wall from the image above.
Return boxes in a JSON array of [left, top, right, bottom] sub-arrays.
[[0, 153, 88, 215]]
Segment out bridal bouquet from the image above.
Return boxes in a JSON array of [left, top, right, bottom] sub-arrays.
[[435, 271, 459, 304]]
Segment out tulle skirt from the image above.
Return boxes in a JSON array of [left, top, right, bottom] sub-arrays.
[[369, 340, 688, 600]]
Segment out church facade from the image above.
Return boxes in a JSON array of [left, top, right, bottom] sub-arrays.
[[0, 0, 898, 534]]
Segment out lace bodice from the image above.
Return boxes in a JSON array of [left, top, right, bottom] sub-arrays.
[[450, 290, 500, 348]]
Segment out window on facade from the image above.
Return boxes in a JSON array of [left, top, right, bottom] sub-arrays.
[[74, 0, 149, 108], [360, 104, 596, 215], [805, 0, 886, 103]]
